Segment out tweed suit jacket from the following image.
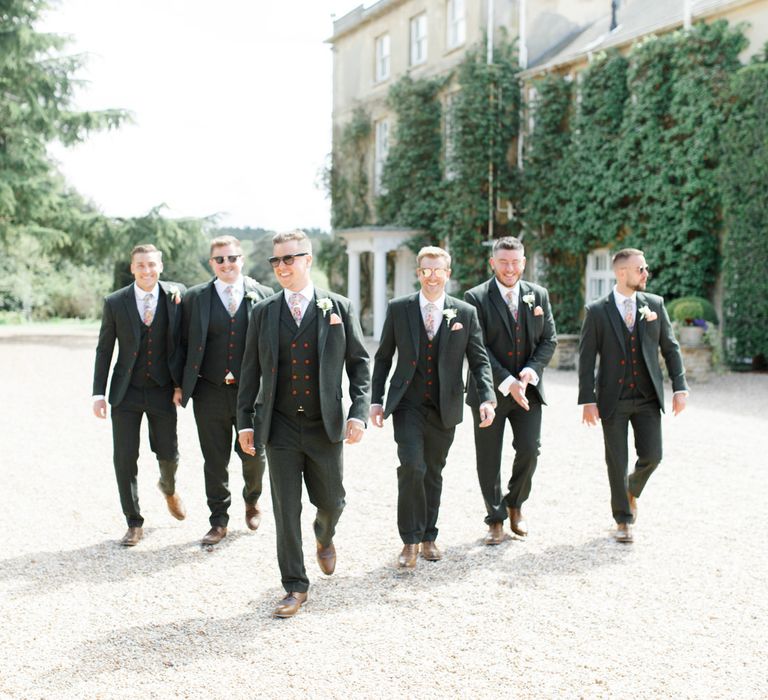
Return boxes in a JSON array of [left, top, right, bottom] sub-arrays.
[[236, 288, 371, 444], [578, 291, 688, 419]]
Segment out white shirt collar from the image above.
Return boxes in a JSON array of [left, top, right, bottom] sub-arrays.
[[283, 282, 314, 303], [419, 291, 445, 312], [495, 278, 520, 299], [613, 285, 637, 306], [214, 276, 244, 294], [134, 283, 158, 300]]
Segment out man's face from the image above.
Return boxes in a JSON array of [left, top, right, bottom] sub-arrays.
[[418, 255, 451, 299], [271, 240, 312, 292], [490, 247, 525, 288], [618, 254, 649, 292], [209, 243, 244, 284], [130, 252, 163, 292]]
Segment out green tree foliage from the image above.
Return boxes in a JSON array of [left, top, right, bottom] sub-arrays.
[[720, 63, 768, 364], [440, 35, 520, 289], [378, 74, 445, 231], [328, 108, 371, 229]]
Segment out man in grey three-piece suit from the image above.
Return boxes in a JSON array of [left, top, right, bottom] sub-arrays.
[[92, 244, 186, 546], [237, 229, 370, 618], [371, 246, 496, 569], [579, 247, 688, 543], [178, 235, 274, 546]]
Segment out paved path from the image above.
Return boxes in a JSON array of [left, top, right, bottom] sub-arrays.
[[0, 331, 765, 699]]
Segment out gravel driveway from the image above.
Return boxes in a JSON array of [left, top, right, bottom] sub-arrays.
[[0, 330, 765, 699]]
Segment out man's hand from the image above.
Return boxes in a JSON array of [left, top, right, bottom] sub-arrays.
[[370, 405, 385, 428], [478, 402, 495, 428], [345, 420, 364, 444], [238, 430, 256, 455], [93, 399, 107, 419], [172, 387, 183, 407], [509, 380, 530, 411], [582, 404, 600, 426], [672, 393, 687, 416]]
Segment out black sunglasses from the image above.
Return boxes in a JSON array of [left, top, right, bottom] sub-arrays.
[[210, 254, 242, 264], [269, 252, 309, 268]]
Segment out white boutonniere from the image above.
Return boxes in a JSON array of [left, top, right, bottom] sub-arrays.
[[443, 308, 458, 326], [522, 293, 535, 309], [245, 291, 260, 303], [316, 298, 333, 317], [167, 285, 181, 304], [638, 305, 658, 322]]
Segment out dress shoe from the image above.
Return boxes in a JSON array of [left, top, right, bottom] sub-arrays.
[[420, 541, 442, 561], [201, 525, 227, 546], [398, 543, 419, 569], [627, 491, 638, 523], [245, 502, 262, 531], [483, 522, 505, 545], [316, 541, 336, 575], [164, 493, 186, 521], [507, 507, 528, 537], [120, 527, 143, 546], [273, 591, 308, 619], [614, 523, 634, 543]]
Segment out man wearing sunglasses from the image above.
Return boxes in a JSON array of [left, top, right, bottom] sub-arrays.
[[92, 244, 187, 546], [464, 236, 557, 545], [178, 236, 274, 546], [370, 246, 495, 569], [237, 229, 370, 618], [579, 248, 688, 543]]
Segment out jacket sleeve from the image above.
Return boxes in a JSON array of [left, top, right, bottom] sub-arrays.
[[464, 306, 495, 405], [526, 288, 557, 376], [658, 300, 688, 393], [578, 305, 599, 405], [342, 298, 371, 424], [371, 302, 396, 405], [237, 304, 263, 431], [92, 297, 116, 396]]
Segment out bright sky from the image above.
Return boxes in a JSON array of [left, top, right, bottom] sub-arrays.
[[42, 0, 363, 232]]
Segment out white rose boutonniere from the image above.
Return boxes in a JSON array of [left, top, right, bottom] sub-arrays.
[[316, 298, 333, 318], [246, 291, 260, 303], [442, 308, 458, 326], [638, 305, 658, 322], [167, 285, 181, 304], [522, 293, 535, 309]]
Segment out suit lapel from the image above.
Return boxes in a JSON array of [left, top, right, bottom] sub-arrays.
[[604, 294, 627, 351], [406, 294, 421, 358], [198, 280, 214, 335], [520, 281, 534, 337], [122, 285, 141, 343], [438, 296, 455, 359], [489, 279, 514, 339], [268, 295, 281, 366], [314, 290, 329, 357]]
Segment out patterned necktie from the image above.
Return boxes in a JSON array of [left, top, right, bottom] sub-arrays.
[[506, 290, 519, 321], [142, 293, 154, 326], [225, 285, 237, 317], [424, 302, 437, 340], [623, 298, 635, 331], [289, 292, 303, 326]]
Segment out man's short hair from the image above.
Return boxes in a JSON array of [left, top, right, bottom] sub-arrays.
[[612, 248, 644, 267], [209, 235, 242, 256], [416, 246, 451, 267], [492, 236, 524, 256], [130, 244, 161, 260], [273, 229, 312, 254]]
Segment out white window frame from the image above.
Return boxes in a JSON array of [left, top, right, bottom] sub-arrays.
[[585, 248, 614, 302], [375, 33, 390, 82], [374, 119, 390, 195], [446, 0, 465, 50], [410, 13, 428, 66]]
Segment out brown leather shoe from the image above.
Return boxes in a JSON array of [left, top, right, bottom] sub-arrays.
[[201, 525, 227, 546], [120, 527, 143, 546], [245, 502, 262, 531], [398, 543, 419, 569], [614, 523, 633, 543], [627, 491, 638, 523], [507, 507, 528, 537], [273, 591, 308, 619], [316, 541, 336, 575], [164, 493, 186, 521], [421, 541, 442, 561], [483, 522, 505, 545]]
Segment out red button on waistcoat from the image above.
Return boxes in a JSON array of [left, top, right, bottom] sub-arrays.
[[304, 360, 310, 365], [305, 390, 310, 395], [304, 342, 309, 349], [292, 389, 298, 395], [304, 375, 310, 380], [620, 360, 625, 365], [292, 374, 298, 380], [292, 359, 298, 364], [630, 383, 635, 388], [291, 343, 297, 348]]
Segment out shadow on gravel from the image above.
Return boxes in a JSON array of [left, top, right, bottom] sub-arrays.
[[0, 530, 249, 594]]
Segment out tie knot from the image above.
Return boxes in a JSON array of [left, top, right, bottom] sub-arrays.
[[506, 291, 514, 304], [226, 285, 234, 294], [144, 293, 152, 302], [289, 293, 303, 306], [425, 302, 437, 312]]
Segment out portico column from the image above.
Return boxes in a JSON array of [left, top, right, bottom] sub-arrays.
[[347, 250, 361, 315], [372, 245, 388, 340]]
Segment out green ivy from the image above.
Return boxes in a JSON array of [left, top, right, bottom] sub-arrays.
[[720, 62, 768, 364], [328, 107, 371, 229]]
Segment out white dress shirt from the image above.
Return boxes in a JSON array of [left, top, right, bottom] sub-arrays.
[[134, 282, 159, 321], [283, 283, 314, 321], [214, 276, 244, 311], [494, 279, 539, 395]]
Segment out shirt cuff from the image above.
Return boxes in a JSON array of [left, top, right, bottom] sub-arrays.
[[673, 391, 689, 397], [238, 428, 254, 434], [347, 417, 366, 428], [92, 395, 105, 401], [498, 376, 516, 396], [520, 367, 540, 386], [479, 400, 497, 410]]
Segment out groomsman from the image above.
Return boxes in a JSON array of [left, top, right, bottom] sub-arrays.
[[578, 248, 688, 542], [92, 244, 186, 546], [371, 246, 495, 568], [237, 229, 370, 618], [464, 237, 557, 544], [178, 236, 274, 546]]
